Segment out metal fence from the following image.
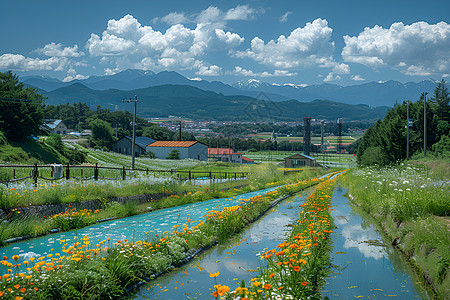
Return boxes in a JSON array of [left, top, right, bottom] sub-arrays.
[[0, 163, 250, 186]]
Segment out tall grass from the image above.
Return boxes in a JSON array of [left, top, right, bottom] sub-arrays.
[[345, 163, 449, 298]]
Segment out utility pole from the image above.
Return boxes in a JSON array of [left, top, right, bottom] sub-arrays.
[[320, 120, 324, 154], [424, 92, 427, 158], [406, 101, 410, 160], [123, 95, 138, 169], [228, 136, 232, 163]]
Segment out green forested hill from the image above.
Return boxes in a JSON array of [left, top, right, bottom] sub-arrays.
[[42, 83, 389, 121]]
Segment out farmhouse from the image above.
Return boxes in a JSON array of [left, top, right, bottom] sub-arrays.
[[113, 136, 155, 157], [42, 119, 68, 135], [147, 141, 208, 160], [284, 153, 317, 168]]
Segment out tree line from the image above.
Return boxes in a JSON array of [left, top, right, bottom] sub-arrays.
[[356, 80, 449, 166]]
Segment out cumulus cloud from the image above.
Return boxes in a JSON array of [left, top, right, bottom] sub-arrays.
[[232, 66, 297, 77], [35, 43, 84, 57], [63, 68, 89, 82], [323, 72, 341, 82], [0, 53, 68, 71], [351, 74, 365, 81], [342, 21, 450, 76], [332, 63, 350, 74], [196, 64, 222, 76], [86, 14, 245, 74], [234, 18, 336, 69], [279, 11, 292, 23]]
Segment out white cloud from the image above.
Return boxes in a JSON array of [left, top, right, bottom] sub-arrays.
[[85, 14, 243, 74], [224, 5, 257, 21], [196, 64, 222, 76], [35, 43, 84, 57], [195, 5, 260, 24], [196, 6, 222, 23], [323, 72, 341, 82], [279, 11, 292, 23], [159, 12, 189, 25], [0, 53, 68, 71], [351, 74, 365, 81], [332, 63, 350, 74], [232, 66, 297, 77], [63, 68, 89, 82], [342, 21, 450, 76], [234, 18, 335, 69]]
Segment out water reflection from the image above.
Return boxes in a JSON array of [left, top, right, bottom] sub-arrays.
[[341, 224, 387, 260], [134, 195, 308, 299], [322, 188, 427, 299]]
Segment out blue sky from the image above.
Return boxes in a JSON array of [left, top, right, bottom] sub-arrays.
[[1, 0, 449, 86]]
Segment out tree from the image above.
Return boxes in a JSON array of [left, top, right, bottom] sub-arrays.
[[0, 71, 44, 141], [90, 119, 114, 149], [166, 149, 180, 159]]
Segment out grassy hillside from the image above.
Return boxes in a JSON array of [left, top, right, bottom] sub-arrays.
[[0, 132, 68, 164], [43, 83, 389, 121]]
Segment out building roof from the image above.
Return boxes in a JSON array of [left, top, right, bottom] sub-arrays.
[[284, 153, 316, 161], [43, 119, 64, 129], [242, 156, 254, 162], [208, 148, 243, 155], [148, 141, 199, 148], [116, 136, 156, 150]]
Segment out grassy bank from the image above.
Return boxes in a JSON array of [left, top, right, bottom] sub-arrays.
[[344, 162, 449, 298]]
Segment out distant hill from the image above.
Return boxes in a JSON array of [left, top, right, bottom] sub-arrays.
[[41, 83, 388, 122], [21, 69, 438, 107]]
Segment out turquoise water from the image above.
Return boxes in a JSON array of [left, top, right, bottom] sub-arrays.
[[133, 192, 310, 299], [0, 186, 280, 275], [321, 187, 428, 299]]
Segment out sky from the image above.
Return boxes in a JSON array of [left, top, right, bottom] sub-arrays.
[[0, 0, 449, 86]]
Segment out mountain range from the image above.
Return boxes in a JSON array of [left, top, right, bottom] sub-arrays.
[[36, 82, 388, 122], [21, 69, 437, 107]]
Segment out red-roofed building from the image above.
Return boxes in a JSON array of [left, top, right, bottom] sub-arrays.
[[242, 156, 254, 164], [208, 148, 244, 163], [147, 141, 208, 160]]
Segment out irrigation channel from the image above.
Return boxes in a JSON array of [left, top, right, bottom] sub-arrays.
[[1, 174, 428, 299], [133, 182, 428, 299]]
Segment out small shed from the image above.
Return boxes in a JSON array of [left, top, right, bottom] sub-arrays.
[[113, 136, 155, 157], [284, 153, 317, 168], [147, 141, 208, 161]]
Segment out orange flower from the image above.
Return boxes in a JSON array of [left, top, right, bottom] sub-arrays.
[[212, 291, 218, 297], [209, 271, 220, 278], [293, 265, 301, 272], [20, 288, 26, 293], [269, 273, 275, 278], [12, 255, 19, 261], [264, 283, 272, 290], [0, 291, 3, 297], [302, 281, 308, 286], [14, 284, 20, 289]]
